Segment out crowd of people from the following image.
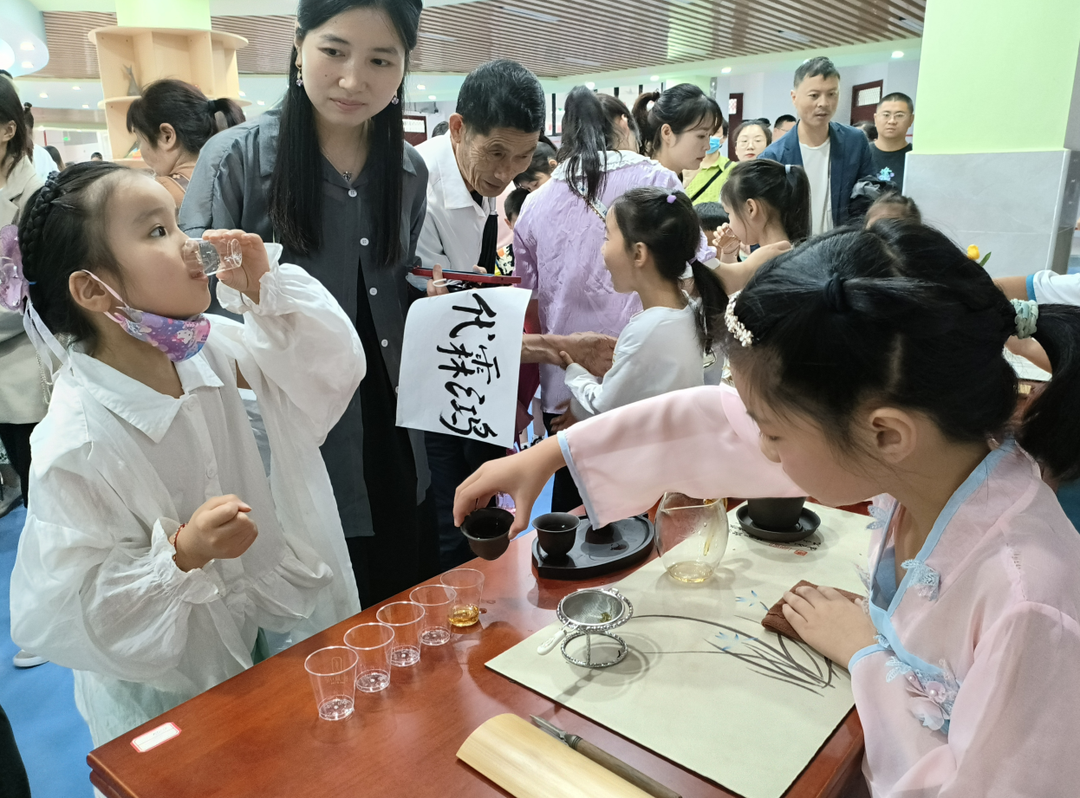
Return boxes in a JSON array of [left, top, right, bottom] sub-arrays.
[[2, 0, 1080, 795]]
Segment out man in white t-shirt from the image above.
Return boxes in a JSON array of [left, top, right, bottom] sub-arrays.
[[760, 57, 874, 234]]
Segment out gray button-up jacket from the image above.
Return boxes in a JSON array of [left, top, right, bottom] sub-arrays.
[[179, 110, 430, 538]]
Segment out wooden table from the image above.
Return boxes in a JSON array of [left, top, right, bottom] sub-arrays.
[[88, 532, 865, 798]]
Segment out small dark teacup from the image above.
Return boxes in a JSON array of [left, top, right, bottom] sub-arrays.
[[746, 497, 807, 531], [532, 512, 580, 559], [461, 507, 515, 560]]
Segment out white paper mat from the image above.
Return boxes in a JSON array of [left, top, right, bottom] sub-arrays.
[[487, 504, 873, 798]]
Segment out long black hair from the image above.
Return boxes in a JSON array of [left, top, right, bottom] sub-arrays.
[[270, 0, 421, 261], [631, 84, 722, 159], [611, 187, 728, 354], [127, 79, 245, 156], [726, 221, 1080, 481], [598, 93, 638, 147], [558, 86, 619, 205], [0, 81, 29, 170], [721, 159, 811, 243], [18, 162, 133, 350]]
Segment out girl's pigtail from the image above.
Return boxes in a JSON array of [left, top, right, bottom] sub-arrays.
[[689, 259, 728, 354]]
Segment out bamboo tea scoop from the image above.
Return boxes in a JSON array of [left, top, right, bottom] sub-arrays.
[[530, 715, 681, 798], [458, 714, 656, 798]]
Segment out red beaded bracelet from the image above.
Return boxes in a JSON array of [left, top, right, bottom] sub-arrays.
[[169, 523, 186, 564]]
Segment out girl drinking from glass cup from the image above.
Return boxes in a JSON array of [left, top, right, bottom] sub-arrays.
[[5, 162, 363, 745]]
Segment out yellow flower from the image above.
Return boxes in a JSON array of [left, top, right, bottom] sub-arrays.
[[967, 245, 980, 260]]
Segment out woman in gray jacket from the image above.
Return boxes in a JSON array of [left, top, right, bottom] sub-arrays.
[[179, 0, 436, 608]]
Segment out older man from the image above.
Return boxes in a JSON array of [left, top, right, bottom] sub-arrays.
[[414, 60, 545, 569]]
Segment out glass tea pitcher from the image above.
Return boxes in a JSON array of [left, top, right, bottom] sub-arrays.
[[655, 493, 729, 583]]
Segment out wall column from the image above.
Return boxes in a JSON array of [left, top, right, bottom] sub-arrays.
[[904, 0, 1080, 276]]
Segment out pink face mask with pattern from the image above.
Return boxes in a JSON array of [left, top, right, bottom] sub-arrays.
[[82, 271, 210, 362]]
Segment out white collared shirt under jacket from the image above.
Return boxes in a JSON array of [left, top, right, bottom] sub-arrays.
[[10, 252, 364, 746]]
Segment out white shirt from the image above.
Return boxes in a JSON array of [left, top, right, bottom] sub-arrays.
[[564, 303, 704, 418], [10, 254, 365, 746], [800, 137, 833, 235], [1029, 269, 1080, 305], [32, 145, 58, 181], [412, 134, 498, 289]]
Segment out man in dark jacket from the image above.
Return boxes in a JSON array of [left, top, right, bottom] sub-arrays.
[[760, 57, 873, 233]]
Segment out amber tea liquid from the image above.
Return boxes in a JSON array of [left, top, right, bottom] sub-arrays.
[[449, 605, 480, 627]]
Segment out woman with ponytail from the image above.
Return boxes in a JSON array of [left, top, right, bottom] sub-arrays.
[[631, 83, 722, 177], [127, 79, 245, 209], [513, 85, 713, 510], [180, 0, 435, 608], [562, 187, 727, 419]]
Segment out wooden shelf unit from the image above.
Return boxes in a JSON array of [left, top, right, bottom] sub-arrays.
[[88, 26, 249, 162]]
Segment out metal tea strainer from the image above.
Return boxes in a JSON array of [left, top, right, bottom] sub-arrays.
[[536, 587, 634, 668]]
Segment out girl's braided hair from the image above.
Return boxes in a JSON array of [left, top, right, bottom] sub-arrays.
[[18, 161, 132, 349]]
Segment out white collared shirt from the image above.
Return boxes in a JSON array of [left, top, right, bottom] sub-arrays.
[[10, 257, 365, 746], [412, 134, 498, 288]]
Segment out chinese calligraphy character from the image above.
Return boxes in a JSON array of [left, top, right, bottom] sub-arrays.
[[449, 293, 498, 340], [439, 397, 497, 438], [471, 344, 501, 385]]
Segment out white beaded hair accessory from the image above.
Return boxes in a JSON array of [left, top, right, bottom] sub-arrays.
[[725, 294, 754, 347]]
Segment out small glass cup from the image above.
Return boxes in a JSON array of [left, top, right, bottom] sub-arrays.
[[655, 493, 729, 584], [304, 646, 357, 721], [409, 585, 457, 646], [343, 623, 395, 692], [440, 568, 485, 628], [375, 602, 425, 667], [183, 237, 242, 277]]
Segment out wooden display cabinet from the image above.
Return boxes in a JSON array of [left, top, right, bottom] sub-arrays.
[[88, 26, 249, 165]]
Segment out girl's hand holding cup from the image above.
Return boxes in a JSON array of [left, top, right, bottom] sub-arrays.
[[713, 223, 742, 263], [202, 230, 271, 304], [173, 494, 259, 572]]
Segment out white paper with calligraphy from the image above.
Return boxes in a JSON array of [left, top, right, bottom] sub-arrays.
[[396, 286, 530, 447]]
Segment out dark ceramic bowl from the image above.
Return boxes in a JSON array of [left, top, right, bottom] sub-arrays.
[[745, 497, 807, 531], [532, 512, 580, 559], [461, 507, 515, 561]]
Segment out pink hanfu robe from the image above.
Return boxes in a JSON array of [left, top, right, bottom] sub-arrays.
[[559, 384, 1080, 797]]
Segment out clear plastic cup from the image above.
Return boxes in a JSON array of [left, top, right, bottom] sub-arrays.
[[440, 568, 486, 628], [374, 601, 425, 667], [409, 585, 457, 646], [184, 238, 242, 277], [343, 623, 395, 693], [304, 646, 357, 721]]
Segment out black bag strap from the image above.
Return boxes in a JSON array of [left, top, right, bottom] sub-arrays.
[[689, 160, 730, 202]]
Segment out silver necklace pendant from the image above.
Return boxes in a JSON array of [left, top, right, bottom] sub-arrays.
[[342, 171, 352, 182]]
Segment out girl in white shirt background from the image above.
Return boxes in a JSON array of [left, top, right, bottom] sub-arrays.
[[559, 187, 728, 420], [4, 162, 364, 745]]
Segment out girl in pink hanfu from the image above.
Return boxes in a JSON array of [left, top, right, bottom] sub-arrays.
[[455, 221, 1080, 797]]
